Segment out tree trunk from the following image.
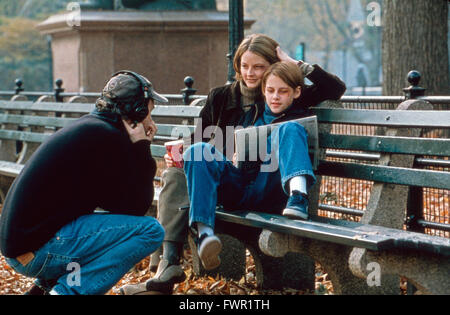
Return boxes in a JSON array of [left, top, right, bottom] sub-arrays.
[[382, 0, 449, 96]]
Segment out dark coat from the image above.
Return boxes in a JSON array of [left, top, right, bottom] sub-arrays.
[[0, 111, 156, 258], [192, 64, 346, 159]]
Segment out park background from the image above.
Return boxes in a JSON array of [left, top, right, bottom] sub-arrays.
[[0, 0, 449, 94]]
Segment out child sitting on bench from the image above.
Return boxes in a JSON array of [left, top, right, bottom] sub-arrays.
[[183, 61, 316, 270]]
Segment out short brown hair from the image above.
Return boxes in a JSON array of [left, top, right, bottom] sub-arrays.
[[262, 61, 305, 92], [233, 34, 280, 81]]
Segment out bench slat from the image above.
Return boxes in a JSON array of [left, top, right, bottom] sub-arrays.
[[150, 144, 167, 158], [0, 114, 195, 138], [152, 105, 202, 118], [155, 124, 194, 137], [215, 210, 394, 251], [0, 101, 34, 110], [0, 101, 203, 118], [312, 108, 450, 128], [217, 210, 450, 256], [0, 101, 94, 113], [320, 133, 450, 157], [318, 160, 450, 190], [0, 132, 174, 159], [0, 114, 76, 128], [0, 129, 50, 143], [315, 216, 450, 256], [0, 101, 202, 118], [0, 160, 24, 177]]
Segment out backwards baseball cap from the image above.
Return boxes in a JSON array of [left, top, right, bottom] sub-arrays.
[[102, 70, 168, 104]]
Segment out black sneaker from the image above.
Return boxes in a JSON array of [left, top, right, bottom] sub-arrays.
[[24, 284, 47, 295], [282, 190, 309, 220], [24, 279, 57, 295], [197, 234, 222, 270]]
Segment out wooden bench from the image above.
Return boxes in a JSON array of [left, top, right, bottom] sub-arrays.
[[0, 98, 203, 204], [1, 97, 448, 294], [201, 98, 449, 295]]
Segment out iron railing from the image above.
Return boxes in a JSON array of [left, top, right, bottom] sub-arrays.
[[0, 76, 204, 105]]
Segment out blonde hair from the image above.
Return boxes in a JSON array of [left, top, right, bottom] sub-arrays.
[[233, 34, 280, 81], [262, 61, 305, 92]]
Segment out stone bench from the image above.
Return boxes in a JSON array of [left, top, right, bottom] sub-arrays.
[[1, 97, 448, 295], [187, 99, 450, 295]]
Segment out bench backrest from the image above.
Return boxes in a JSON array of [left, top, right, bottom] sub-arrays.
[[0, 100, 203, 161], [1, 99, 449, 233], [311, 106, 450, 191], [1, 100, 448, 189], [309, 100, 450, 236]]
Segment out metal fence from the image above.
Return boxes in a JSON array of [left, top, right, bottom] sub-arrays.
[[1, 75, 448, 238], [0, 77, 203, 105]]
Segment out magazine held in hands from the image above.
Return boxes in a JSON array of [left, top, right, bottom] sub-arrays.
[[234, 116, 319, 171]]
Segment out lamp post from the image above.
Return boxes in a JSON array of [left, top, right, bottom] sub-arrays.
[[47, 35, 54, 92], [227, 0, 244, 84]]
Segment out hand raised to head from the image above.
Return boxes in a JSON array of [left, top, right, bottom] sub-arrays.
[[122, 119, 157, 143], [276, 46, 301, 65]]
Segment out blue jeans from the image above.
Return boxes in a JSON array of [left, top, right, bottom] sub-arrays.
[[183, 121, 316, 229], [5, 214, 164, 295]]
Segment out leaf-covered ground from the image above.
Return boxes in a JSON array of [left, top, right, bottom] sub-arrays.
[[0, 248, 334, 295], [110, 249, 334, 296]]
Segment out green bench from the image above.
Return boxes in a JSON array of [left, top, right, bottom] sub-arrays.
[[207, 99, 450, 294], [0, 97, 448, 294]]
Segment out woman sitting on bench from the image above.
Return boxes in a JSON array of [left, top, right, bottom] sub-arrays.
[[184, 61, 316, 270]]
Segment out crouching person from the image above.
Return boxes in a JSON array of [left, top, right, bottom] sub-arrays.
[[0, 71, 167, 295]]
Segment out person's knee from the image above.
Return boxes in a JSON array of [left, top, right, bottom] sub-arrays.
[[158, 167, 187, 198], [162, 166, 186, 183], [141, 217, 165, 245], [153, 221, 165, 244], [159, 166, 189, 208]]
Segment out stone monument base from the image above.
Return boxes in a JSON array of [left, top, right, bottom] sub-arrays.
[[37, 10, 254, 95]]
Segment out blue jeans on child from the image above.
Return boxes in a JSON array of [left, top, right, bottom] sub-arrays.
[[5, 214, 164, 295], [183, 121, 316, 229]]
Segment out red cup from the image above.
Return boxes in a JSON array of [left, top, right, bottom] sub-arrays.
[[165, 140, 184, 168]]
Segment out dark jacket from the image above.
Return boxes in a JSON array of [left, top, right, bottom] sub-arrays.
[[0, 111, 156, 258], [192, 64, 346, 159]]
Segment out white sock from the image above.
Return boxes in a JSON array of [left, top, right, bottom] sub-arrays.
[[289, 176, 307, 195], [197, 222, 214, 237]]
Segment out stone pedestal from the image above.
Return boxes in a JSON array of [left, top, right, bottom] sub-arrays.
[[37, 11, 254, 95]]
